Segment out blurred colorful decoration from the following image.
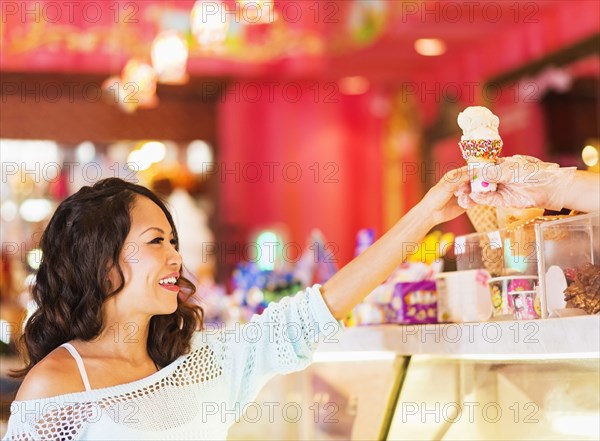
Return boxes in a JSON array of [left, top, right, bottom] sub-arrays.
[[254, 230, 284, 272], [236, 0, 276, 25], [355, 228, 375, 256], [406, 230, 454, 266], [227, 227, 343, 317], [231, 261, 302, 315], [309, 229, 339, 283], [151, 30, 189, 84], [347, 0, 388, 46], [288, 229, 345, 287]]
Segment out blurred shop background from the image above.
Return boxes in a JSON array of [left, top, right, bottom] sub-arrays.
[[0, 1, 599, 439]]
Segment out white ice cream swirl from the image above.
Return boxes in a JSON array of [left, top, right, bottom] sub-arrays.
[[457, 106, 501, 141]]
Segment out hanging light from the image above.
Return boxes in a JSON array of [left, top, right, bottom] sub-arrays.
[[121, 59, 158, 108], [190, 0, 229, 49], [151, 30, 189, 84], [101, 76, 137, 113], [101, 59, 158, 113]]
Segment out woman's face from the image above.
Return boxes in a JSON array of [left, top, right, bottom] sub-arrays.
[[111, 195, 183, 316]]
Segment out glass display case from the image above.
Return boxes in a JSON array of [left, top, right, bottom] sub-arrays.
[[387, 356, 599, 440], [229, 317, 600, 440], [535, 212, 600, 318]]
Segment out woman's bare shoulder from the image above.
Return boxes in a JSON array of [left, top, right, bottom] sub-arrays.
[[15, 346, 86, 401]]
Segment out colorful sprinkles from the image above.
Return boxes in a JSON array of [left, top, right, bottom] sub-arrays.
[[459, 139, 503, 161]]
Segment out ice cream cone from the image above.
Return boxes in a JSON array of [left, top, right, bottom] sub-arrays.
[[457, 107, 503, 193]]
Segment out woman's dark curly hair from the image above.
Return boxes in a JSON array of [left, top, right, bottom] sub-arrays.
[[12, 178, 203, 378]]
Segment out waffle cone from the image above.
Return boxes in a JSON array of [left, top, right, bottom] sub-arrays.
[[466, 205, 498, 233], [466, 206, 502, 276]]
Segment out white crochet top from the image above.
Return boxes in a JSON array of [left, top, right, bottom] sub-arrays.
[[3, 285, 343, 440]]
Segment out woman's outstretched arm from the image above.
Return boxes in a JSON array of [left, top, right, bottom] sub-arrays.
[[321, 166, 470, 319], [464, 155, 600, 213]]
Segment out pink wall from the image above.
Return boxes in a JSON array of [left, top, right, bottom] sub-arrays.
[[217, 82, 384, 266]]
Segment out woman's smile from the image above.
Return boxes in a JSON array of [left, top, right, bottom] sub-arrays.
[[158, 272, 180, 292]]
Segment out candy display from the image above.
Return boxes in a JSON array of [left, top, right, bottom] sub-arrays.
[[350, 229, 451, 326], [197, 215, 596, 328], [457, 106, 503, 193]]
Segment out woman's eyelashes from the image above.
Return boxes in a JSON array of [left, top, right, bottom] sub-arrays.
[[149, 237, 178, 246]]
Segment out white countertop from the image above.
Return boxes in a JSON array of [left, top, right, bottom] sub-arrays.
[[317, 315, 600, 358]]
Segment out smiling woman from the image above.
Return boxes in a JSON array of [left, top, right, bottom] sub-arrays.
[[3, 169, 472, 439], [12, 178, 202, 381]]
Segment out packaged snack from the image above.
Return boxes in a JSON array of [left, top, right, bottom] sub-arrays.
[[510, 290, 541, 320], [392, 281, 438, 324], [488, 275, 538, 319]]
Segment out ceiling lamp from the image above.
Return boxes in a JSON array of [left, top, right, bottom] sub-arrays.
[[414, 38, 446, 56], [339, 76, 370, 95], [191, 0, 229, 50], [151, 30, 189, 84], [19, 199, 53, 223], [102, 76, 136, 113], [75, 141, 96, 163], [187, 140, 214, 174], [127, 149, 153, 172], [582, 144, 599, 167], [141, 141, 167, 164]]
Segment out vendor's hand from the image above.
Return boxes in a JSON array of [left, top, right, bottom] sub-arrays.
[[419, 166, 473, 225], [462, 155, 576, 211]]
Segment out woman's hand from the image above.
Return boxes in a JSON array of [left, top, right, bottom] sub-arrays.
[[418, 165, 473, 225], [459, 155, 577, 211], [320, 165, 471, 319]]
